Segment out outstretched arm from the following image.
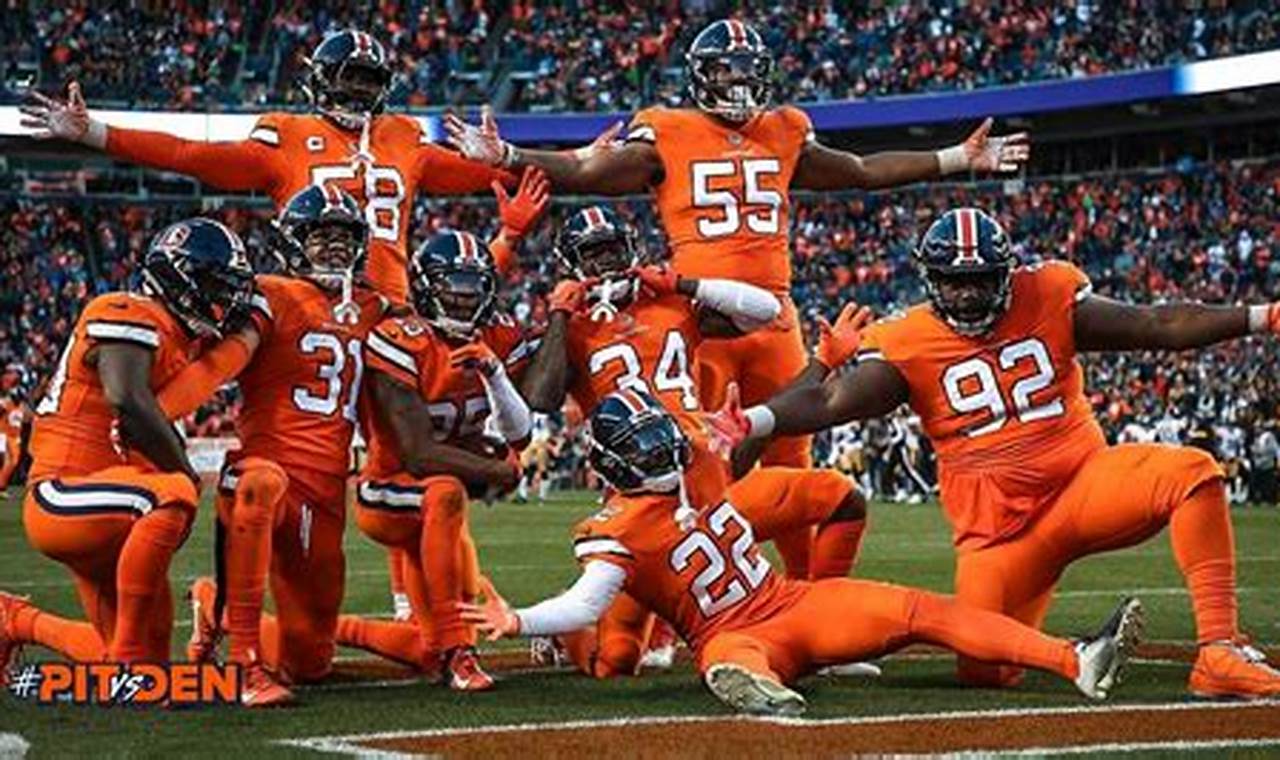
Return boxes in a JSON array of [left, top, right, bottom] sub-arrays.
[[97, 343, 198, 484], [1074, 295, 1276, 352], [792, 118, 1029, 191], [746, 359, 910, 439], [444, 108, 659, 194], [157, 326, 261, 419], [459, 563, 626, 640], [21, 82, 279, 191]]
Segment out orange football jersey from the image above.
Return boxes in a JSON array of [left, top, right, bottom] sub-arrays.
[[361, 314, 536, 477], [29, 293, 198, 481], [626, 106, 812, 293], [858, 261, 1108, 548], [106, 113, 507, 303], [233, 275, 387, 477], [573, 494, 804, 654]]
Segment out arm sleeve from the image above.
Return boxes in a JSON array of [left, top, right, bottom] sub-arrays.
[[157, 333, 255, 419], [514, 560, 627, 636], [480, 364, 532, 442], [82, 297, 164, 350], [414, 142, 515, 194], [694, 279, 782, 331], [105, 119, 280, 192]]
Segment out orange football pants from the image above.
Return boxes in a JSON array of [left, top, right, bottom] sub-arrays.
[[21, 467, 197, 662], [699, 578, 1079, 685], [215, 457, 347, 682], [950, 443, 1227, 687], [352, 473, 480, 659]]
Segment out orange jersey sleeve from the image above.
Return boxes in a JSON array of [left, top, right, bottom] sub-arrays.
[[412, 138, 514, 195], [564, 294, 703, 426], [105, 114, 286, 192], [29, 293, 192, 480], [635, 106, 809, 293]]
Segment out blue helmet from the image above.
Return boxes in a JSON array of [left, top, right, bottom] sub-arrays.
[[587, 389, 689, 495], [273, 184, 368, 287], [555, 205, 639, 280], [913, 208, 1015, 335], [142, 218, 255, 338], [301, 29, 393, 129], [685, 19, 774, 123], [409, 231, 497, 339]]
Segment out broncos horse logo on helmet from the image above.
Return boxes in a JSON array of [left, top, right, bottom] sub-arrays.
[[142, 218, 255, 339], [555, 205, 643, 319], [913, 208, 1016, 336], [410, 231, 498, 340], [273, 183, 369, 288], [301, 29, 393, 130], [686, 19, 774, 123]]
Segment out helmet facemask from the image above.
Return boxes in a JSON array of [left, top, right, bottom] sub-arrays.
[[920, 264, 1013, 336], [144, 252, 253, 340], [556, 225, 640, 322], [688, 50, 774, 123], [302, 42, 392, 131], [588, 410, 690, 495], [418, 265, 496, 340]]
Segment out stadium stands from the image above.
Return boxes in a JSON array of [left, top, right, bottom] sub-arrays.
[[5, 2, 1278, 111]]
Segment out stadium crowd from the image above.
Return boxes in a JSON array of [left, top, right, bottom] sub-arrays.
[[3, 2, 1278, 111], [4, 157, 1279, 500]]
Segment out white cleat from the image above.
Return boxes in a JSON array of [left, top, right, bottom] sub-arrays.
[[1073, 597, 1144, 700], [817, 661, 883, 678], [530, 636, 567, 668], [705, 663, 806, 716]]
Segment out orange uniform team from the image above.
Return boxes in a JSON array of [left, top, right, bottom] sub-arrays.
[[4, 17, 1279, 716]]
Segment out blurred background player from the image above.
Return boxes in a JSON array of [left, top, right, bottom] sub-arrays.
[[515, 413, 555, 504], [715, 207, 1280, 699], [462, 390, 1142, 715], [445, 17, 1029, 578], [0, 218, 254, 677], [342, 230, 535, 691]]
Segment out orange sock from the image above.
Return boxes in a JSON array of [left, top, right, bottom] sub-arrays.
[[424, 481, 469, 651], [388, 548, 407, 595], [772, 526, 814, 580], [1170, 481, 1238, 644], [111, 505, 192, 662], [11, 604, 108, 661], [460, 527, 481, 601], [334, 615, 431, 669], [145, 581, 174, 662], [811, 519, 866, 579], [907, 590, 1078, 680], [258, 611, 280, 671], [558, 628, 600, 677], [223, 461, 288, 664]]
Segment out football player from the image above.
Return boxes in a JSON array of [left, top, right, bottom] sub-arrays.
[[0, 219, 254, 677], [461, 390, 1142, 715], [0, 391, 28, 493], [444, 18, 1028, 577], [712, 208, 1280, 699], [20, 29, 536, 303], [340, 231, 537, 691], [165, 186, 388, 706]]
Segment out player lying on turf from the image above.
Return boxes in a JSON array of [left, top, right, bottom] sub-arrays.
[[0, 219, 254, 681], [709, 207, 1280, 700], [446, 20, 1030, 586], [155, 186, 388, 707], [461, 389, 1143, 716], [342, 230, 540, 691], [518, 204, 870, 676]]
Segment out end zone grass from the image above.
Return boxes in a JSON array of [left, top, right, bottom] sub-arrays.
[[0, 490, 1276, 757]]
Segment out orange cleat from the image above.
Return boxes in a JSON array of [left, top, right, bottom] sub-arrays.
[[1189, 639, 1280, 699], [0, 591, 32, 688], [239, 661, 295, 708], [443, 646, 494, 691], [185, 577, 223, 664]]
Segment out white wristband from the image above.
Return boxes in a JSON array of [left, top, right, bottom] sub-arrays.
[[502, 142, 520, 168], [1249, 304, 1271, 333], [936, 144, 968, 175], [744, 405, 776, 439], [85, 120, 108, 150]]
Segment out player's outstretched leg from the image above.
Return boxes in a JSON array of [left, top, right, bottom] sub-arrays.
[[701, 633, 806, 716], [424, 478, 492, 691]]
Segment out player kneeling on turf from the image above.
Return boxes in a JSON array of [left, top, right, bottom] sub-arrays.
[[1, 219, 253, 680], [462, 389, 1143, 716]]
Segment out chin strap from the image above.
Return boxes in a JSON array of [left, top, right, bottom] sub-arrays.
[[671, 450, 697, 532], [351, 112, 375, 168], [332, 270, 361, 325]]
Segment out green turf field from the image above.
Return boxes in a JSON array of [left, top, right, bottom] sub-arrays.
[[0, 490, 1276, 757]]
